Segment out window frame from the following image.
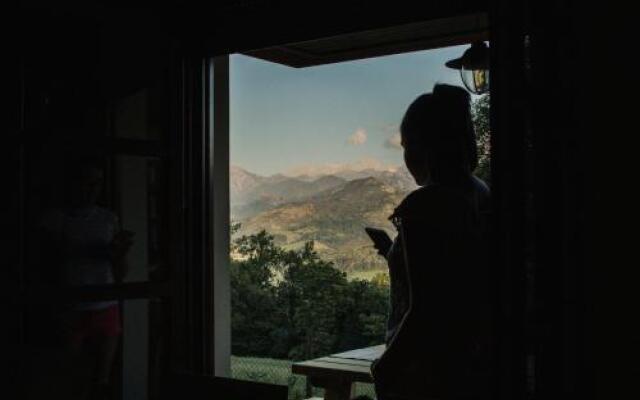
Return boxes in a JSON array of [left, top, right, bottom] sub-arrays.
[[208, 17, 529, 400]]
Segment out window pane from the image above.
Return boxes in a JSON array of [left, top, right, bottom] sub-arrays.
[[113, 82, 168, 140], [23, 152, 169, 288], [115, 155, 169, 283], [19, 298, 170, 400]]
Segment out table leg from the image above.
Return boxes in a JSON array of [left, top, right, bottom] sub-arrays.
[[324, 382, 353, 400], [309, 377, 354, 400]]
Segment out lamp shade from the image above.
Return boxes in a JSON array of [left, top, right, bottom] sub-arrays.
[[445, 42, 490, 94]]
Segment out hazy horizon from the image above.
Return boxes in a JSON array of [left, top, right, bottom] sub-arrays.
[[231, 156, 404, 179]]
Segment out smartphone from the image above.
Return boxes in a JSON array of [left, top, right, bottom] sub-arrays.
[[365, 227, 393, 256]]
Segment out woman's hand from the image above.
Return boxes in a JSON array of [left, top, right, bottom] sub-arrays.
[[365, 227, 393, 258]]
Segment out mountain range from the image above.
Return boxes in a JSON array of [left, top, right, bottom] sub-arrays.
[[231, 165, 416, 273]]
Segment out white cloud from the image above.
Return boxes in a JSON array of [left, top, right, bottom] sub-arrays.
[[384, 132, 402, 150], [347, 128, 367, 146]]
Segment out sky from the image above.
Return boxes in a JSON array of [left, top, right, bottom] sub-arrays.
[[230, 45, 473, 177]]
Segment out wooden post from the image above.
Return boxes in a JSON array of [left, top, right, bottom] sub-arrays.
[[211, 55, 231, 378]]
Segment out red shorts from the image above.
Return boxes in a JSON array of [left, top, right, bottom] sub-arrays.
[[63, 304, 122, 345]]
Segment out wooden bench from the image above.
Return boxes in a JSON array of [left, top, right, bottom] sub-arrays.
[[292, 345, 384, 400]]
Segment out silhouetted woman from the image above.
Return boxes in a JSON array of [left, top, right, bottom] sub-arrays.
[[372, 84, 492, 400]]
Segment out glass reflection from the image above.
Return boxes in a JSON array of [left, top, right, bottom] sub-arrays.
[[22, 298, 170, 400]]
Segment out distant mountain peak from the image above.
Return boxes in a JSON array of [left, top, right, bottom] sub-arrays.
[[312, 174, 345, 184], [235, 171, 408, 274], [283, 158, 400, 179]]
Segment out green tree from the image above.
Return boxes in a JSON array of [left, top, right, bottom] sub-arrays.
[[337, 279, 389, 351], [231, 230, 390, 361], [277, 242, 350, 360], [471, 94, 491, 183], [230, 230, 282, 356]]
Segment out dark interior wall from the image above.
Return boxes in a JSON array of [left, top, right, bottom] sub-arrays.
[[20, 1, 487, 56], [525, 3, 640, 399], [574, 7, 640, 399], [526, 2, 592, 397], [19, 13, 103, 133], [17, 9, 179, 129], [183, 1, 487, 55], [13, 7, 179, 229], [15, 1, 486, 108]]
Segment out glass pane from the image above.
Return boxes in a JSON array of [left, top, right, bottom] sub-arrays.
[[9, 146, 23, 289], [113, 82, 168, 140], [115, 155, 169, 283], [19, 298, 170, 400], [24, 151, 115, 288], [23, 152, 168, 288]]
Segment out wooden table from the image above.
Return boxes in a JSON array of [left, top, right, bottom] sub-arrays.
[[292, 345, 385, 400]]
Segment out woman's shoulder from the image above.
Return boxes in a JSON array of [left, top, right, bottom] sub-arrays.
[[391, 177, 490, 224], [392, 184, 460, 219]]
